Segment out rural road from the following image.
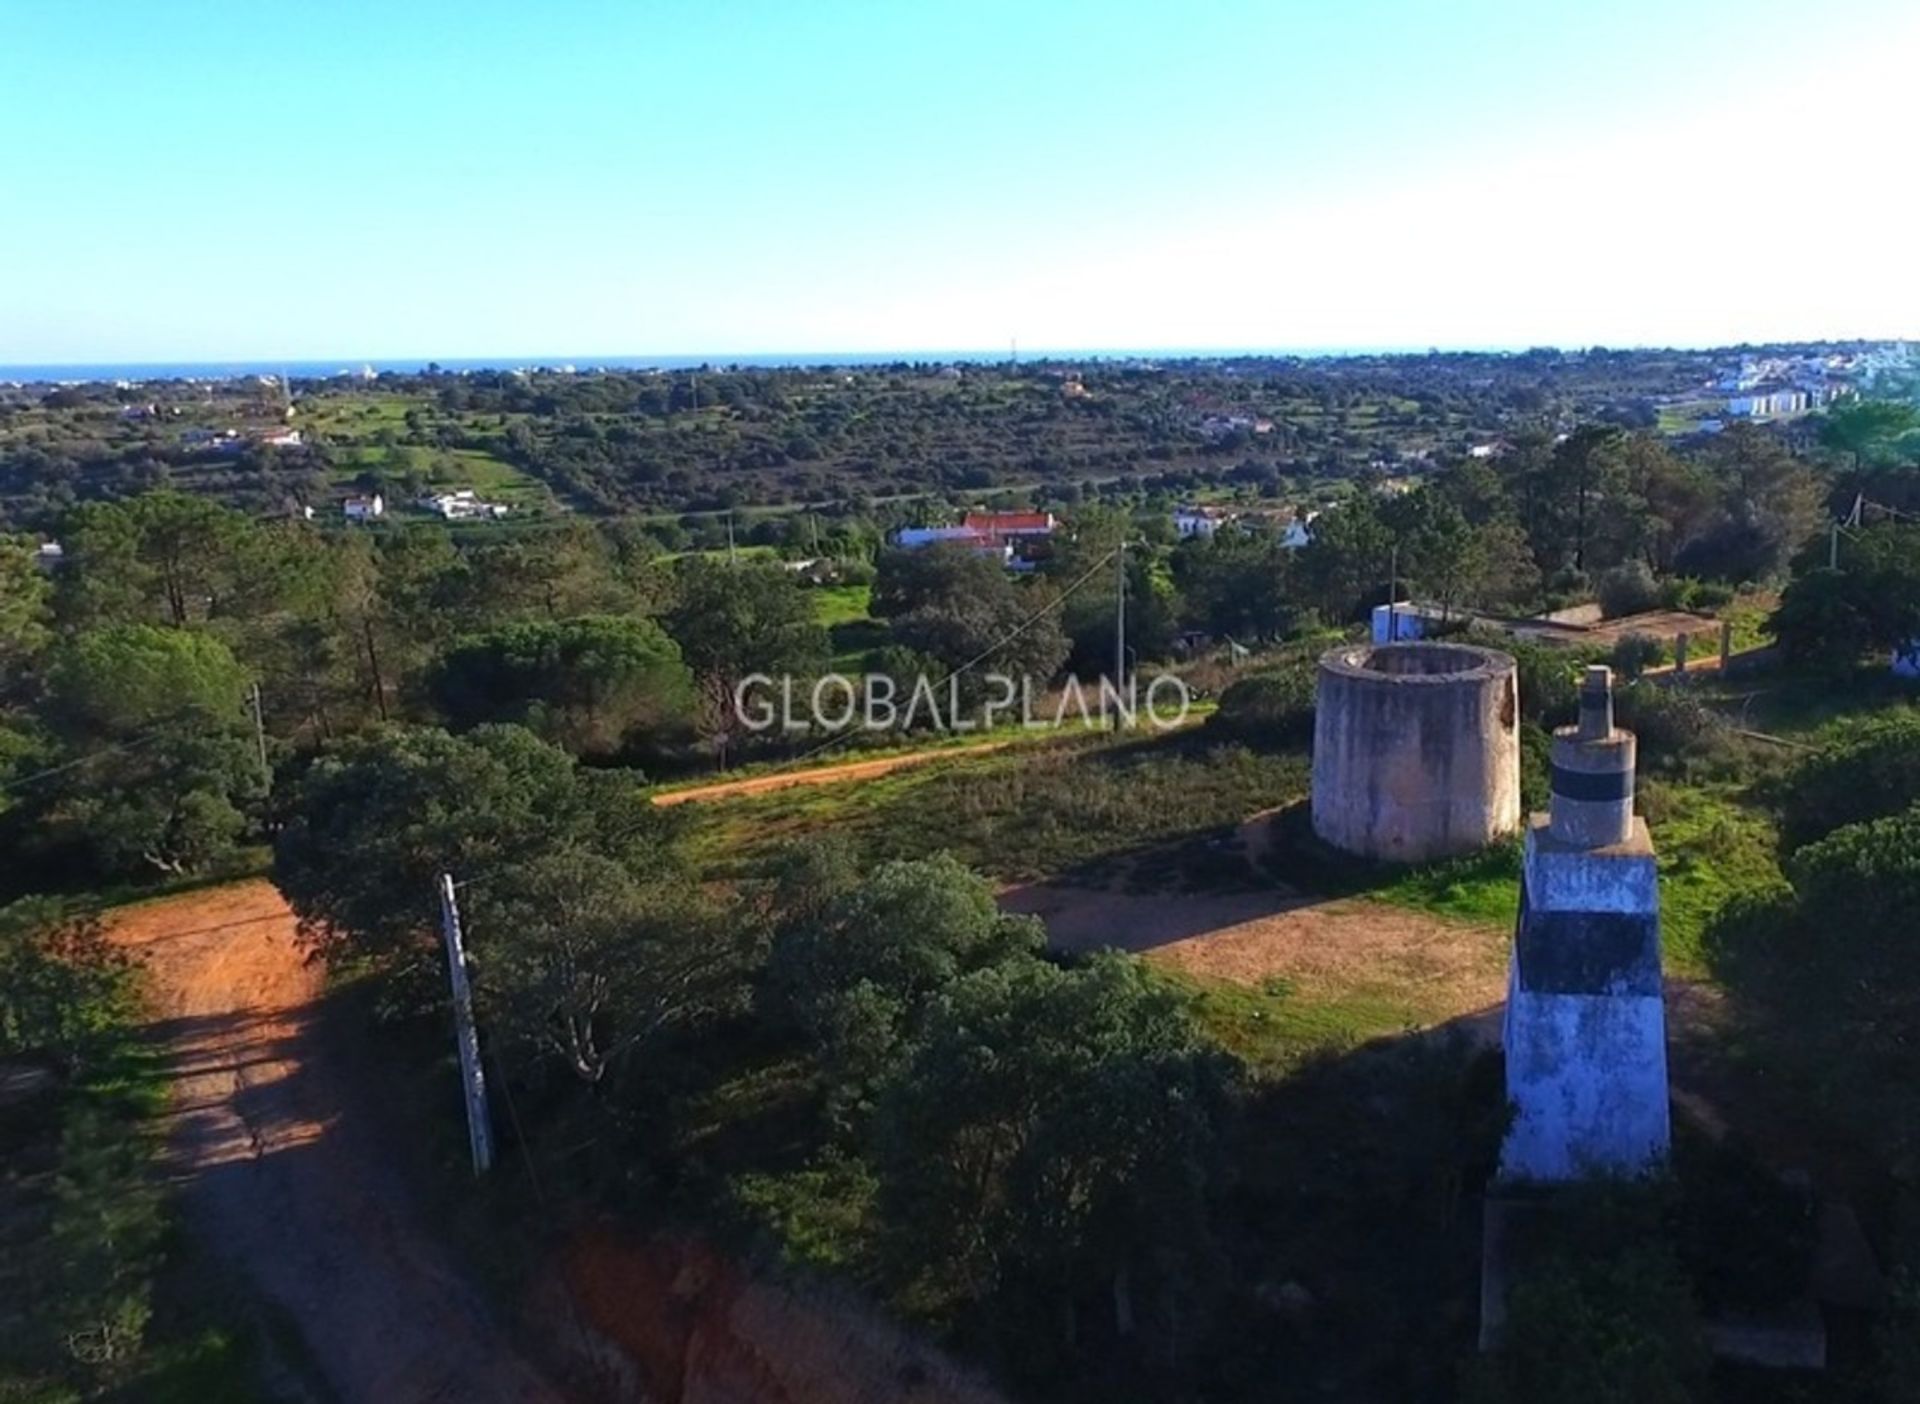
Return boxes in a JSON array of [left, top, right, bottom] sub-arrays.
[[652, 738, 1013, 805], [107, 881, 563, 1404]]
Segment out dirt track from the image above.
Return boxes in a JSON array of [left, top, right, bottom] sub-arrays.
[[652, 739, 1011, 805], [106, 880, 562, 1404]]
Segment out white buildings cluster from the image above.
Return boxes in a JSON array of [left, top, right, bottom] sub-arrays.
[[1725, 385, 1845, 420], [419, 489, 510, 521], [1173, 505, 1314, 547]]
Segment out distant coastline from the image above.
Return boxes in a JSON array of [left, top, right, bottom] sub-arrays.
[[1, 338, 1906, 386], [0, 348, 1439, 384]]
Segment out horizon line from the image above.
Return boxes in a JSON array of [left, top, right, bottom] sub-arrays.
[[4, 335, 1914, 382]]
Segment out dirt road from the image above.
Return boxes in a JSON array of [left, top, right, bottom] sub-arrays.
[[652, 739, 1012, 805], [106, 880, 562, 1404]]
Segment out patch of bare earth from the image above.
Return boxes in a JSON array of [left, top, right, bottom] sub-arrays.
[[105, 879, 563, 1404], [1000, 880, 1512, 1025]]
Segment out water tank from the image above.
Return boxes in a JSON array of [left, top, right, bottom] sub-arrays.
[[1311, 641, 1521, 862]]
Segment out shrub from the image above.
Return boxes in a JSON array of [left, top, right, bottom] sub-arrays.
[[1660, 577, 1734, 611], [1787, 802, 1920, 934], [1597, 561, 1661, 619], [1773, 711, 1920, 851], [1468, 1189, 1708, 1404], [1494, 636, 1589, 727], [1670, 1130, 1814, 1313], [1208, 662, 1316, 748], [1613, 682, 1729, 772], [1608, 633, 1669, 679]]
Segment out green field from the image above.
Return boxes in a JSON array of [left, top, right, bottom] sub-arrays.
[[325, 445, 549, 509], [810, 582, 873, 627]]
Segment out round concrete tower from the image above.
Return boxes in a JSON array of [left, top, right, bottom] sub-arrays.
[[1311, 641, 1522, 863]]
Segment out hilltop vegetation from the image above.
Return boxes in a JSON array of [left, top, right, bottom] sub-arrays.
[[4, 343, 1914, 532]]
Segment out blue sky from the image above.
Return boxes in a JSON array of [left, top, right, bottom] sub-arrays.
[[3, 0, 1916, 363]]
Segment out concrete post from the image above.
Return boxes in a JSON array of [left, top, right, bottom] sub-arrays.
[[1674, 631, 1689, 675], [1719, 620, 1733, 672], [1500, 665, 1669, 1183]]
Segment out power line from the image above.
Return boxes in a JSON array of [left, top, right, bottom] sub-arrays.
[[0, 727, 164, 795], [0, 694, 264, 797]]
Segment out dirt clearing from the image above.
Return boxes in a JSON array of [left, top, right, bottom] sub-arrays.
[[1002, 881, 1511, 1024], [105, 879, 562, 1404]]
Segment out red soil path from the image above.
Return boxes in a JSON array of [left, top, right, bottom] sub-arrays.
[[105, 880, 562, 1404]]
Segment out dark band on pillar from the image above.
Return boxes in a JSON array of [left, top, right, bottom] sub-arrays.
[[1549, 763, 1633, 803]]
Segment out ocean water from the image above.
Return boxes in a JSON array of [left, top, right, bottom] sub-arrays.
[[0, 346, 1445, 385]]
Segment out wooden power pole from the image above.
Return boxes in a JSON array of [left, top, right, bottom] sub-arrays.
[[437, 873, 495, 1176], [247, 682, 269, 785], [1113, 539, 1127, 730]]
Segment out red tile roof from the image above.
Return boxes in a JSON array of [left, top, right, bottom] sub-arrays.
[[963, 511, 1054, 533]]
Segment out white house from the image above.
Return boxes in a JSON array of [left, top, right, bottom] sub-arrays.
[[419, 489, 509, 521], [343, 494, 384, 522], [1174, 506, 1232, 538], [1279, 512, 1316, 550]]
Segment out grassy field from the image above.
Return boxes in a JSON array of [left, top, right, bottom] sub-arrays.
[[324, 444, 549, 509], [810, 582, 873, 628], [683, 730, 1306, 884], [1163, 969, 1426, 1076]]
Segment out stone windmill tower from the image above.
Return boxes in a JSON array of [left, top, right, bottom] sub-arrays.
[[1499, 666, 1670, 1182]]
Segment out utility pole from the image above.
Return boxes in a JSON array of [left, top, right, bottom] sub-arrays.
[[437, 874, 495, 1176], [247, 682, 269, 785], [1113, 539, 1127, 730]]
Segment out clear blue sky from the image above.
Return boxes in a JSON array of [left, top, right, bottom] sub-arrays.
[[4, 0, 1916, 363]]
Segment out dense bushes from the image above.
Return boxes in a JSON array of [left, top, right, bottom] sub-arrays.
[[1708, 711, 1920, 1174], [1788, 804, 1920, 933], [429, 614, 694, 760], [1608, 633, 1669, 679], [1469, 1230, 1707, 1404], [1489, 636, 1587, 727], [1207, 662, 1316, 748], [1768, 522, 1920, 672], [1771, 711, 1920, 850], [1597, 560, 1661, 619], [1612, 682, 1730, 774], [0, 901, 167, 1398], [754, 847, 1239, 1391]]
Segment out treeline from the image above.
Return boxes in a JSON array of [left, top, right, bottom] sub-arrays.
[[6, 345, 1901, 523]]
